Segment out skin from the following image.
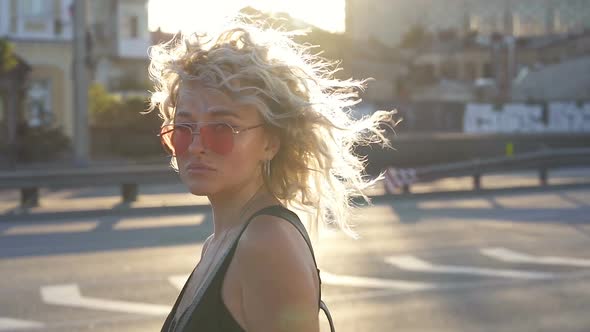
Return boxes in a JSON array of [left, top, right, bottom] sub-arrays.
[[172, 80, 321, 332]]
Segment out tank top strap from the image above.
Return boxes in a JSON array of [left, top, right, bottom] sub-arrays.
[[218, 205, 293, 273], [238, 205, 319, 266]]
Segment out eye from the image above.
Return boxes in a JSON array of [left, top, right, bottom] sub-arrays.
[[211, 122, 228, 128], [174, 124, 192, 134], [218, 120, 238, 127]]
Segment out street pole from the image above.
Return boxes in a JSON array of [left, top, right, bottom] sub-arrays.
[[505, 35, 515, 102], [73, 0, 89, 167]]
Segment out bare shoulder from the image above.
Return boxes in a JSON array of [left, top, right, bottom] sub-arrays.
[[236, 214, 314, 271], [234, 214, 320, 331]]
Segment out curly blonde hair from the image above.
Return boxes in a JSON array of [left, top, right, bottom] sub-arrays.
[[147, 18, 397, 240]]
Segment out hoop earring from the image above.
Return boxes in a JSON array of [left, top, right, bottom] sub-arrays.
[[263, 160, 271, 179]]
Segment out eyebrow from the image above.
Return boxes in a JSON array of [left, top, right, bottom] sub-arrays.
[[208, 108, 242, 120], [174, 111, 193, 119], [174, 108, 242, 120]]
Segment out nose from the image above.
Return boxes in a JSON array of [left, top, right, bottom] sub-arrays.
[[186, 130, 206, 155]]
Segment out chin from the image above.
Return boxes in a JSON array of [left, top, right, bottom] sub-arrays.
[[184, 181, 218, 196], [188, 188, 211, 196], [180, 175, 217, 196]]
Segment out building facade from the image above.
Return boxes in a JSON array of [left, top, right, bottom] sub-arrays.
[[89, 0, 150, 92], [346, 0, 590, 47], [0, 0, 150, 139]]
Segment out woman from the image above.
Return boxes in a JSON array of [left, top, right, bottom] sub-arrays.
[[148, 18, 395, 332]]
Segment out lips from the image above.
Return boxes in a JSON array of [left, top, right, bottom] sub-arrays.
[[185, 162, 216, 171]]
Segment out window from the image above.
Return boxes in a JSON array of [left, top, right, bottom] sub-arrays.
[[415, 64, 436, 85], [483, 62, 493, 78], [441, 61, 458, 80], [27, 80, 53, 127], [122, 15, 139, 39], [18, 0, 53, 37], [20, 0, 50, 18], [465, 62, 477, 81], [130, 16, 138, 38]]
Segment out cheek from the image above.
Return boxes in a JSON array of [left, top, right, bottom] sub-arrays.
[[220, 149, 260, 176], [219, 140, 264, 175]]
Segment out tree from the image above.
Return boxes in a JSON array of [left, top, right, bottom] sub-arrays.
[[0, 39, 18, 74]]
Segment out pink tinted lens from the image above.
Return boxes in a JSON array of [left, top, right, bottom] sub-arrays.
[[201, 123, 234, 155], [159, 125, 192, 156]]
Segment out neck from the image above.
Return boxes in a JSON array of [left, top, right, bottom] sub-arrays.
[[207, 177, 278, 236]]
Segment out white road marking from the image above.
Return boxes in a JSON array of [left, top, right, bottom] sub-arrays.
[[323, 288, 415, 303], [324, 268, 590, 304], [113, 214, 205, 230], [3, 221, 98, 236], [481, 247, 590, 267], [418, 198, 494, 209], [385, 255, 553, 279], [0, 318, 44, 330], [41, 284, 170, 316], [320, 270, 435, 291], [168, 274, 190, 291]]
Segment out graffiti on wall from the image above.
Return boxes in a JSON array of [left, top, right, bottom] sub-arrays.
[[463, 102, 590, 133]]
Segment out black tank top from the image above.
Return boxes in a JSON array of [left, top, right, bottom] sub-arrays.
[[160, 205, 324, 332]]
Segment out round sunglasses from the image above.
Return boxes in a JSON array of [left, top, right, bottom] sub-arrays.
[[158, 122, 264, 156]]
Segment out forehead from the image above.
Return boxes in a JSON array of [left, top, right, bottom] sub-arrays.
[[175, 81, 257, 120], [176, 81, 231, 111]]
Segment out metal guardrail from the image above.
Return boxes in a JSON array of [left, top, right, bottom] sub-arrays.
[[2, 148, 589, 209], [0, 164, 180, 208], [383, 148, 590, 194], [360, 132, 590, 175]]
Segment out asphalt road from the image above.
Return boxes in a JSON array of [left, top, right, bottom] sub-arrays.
[[1, 186, 590, 332]]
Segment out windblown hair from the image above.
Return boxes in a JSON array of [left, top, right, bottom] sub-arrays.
[[147, 18, 397, 240]]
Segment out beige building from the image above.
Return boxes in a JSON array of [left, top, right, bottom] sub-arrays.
[[406, 30, 590, 102], [0, 0, 149, 139], [88, 0, 150, 92], [346, 0, 590, 47], [0, 0, 75, 136]]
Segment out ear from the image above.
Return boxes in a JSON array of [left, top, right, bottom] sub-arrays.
[[263, 130, 281, 160]]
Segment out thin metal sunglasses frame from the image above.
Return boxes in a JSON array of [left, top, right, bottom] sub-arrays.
[[157, 122, 265, 138]]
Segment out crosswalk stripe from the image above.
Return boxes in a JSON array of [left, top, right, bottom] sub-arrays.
[[0, 318, 44, 330], [481, 247, 590, 267], [1, 214, 207, 237], [113, 214, 205, 230], [385, 255, 554, 279], [168, 274, 190, 291], [3, 221, 98, 236], [0, 317, 45, 331], [41, 284, 170, 316], [320, 270, 435, 291]]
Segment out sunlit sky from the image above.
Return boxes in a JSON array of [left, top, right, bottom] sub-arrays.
[[148, 0, 345, 33]]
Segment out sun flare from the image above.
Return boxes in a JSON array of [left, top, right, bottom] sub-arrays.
[[148, 0, 345, 33]]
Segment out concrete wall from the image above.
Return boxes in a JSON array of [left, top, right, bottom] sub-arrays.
[[464, 102, 590, 134]]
